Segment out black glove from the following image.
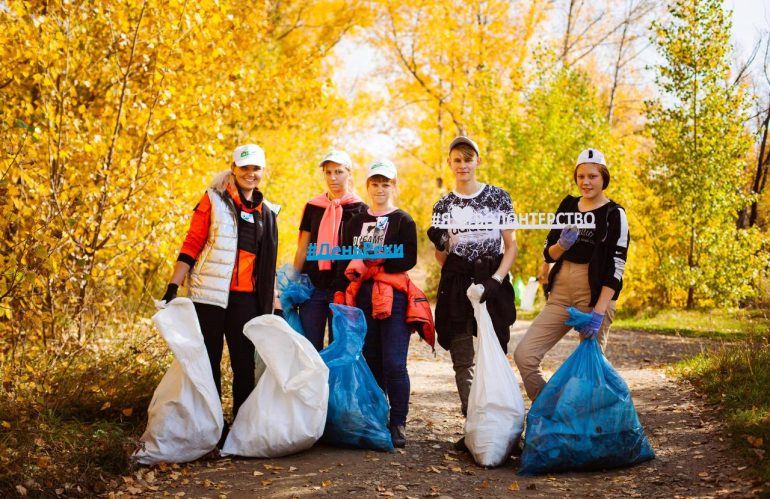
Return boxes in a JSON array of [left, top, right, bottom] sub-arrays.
[[479, 277, 501, 303], [161, 283, 178, 303], [427, 227, 448, 251]]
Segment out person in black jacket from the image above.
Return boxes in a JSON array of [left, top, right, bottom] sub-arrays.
[[514, 148, 630, 401], [427, 136, 518, 436]]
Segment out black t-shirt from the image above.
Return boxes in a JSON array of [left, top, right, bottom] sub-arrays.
[[236, 190, 263, 255], [299, 200, 368, 289], [335, 208, 418, 292], [558, 198, 611, 264]]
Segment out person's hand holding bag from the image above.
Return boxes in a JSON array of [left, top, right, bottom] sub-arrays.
[[578, 310, 605, 340]]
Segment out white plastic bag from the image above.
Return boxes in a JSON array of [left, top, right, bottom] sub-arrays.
[[464, 284, 526, 467], [520, 277, 539, 312], [134, 298, 224, 464], [221, 314, 329, 458]]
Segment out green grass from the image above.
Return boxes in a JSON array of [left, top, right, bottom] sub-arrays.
[[612, 308, 770, 340], [672, 338, 770, 482]]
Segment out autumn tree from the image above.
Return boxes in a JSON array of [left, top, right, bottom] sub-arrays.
[[0, 0, 370, 352], [646, 0, 764, 307]]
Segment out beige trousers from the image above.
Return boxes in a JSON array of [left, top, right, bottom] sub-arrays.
[[513, 261, 616, 401]]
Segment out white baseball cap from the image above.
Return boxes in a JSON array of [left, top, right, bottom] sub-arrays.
[[232, 144, 266, 168], [366, 159, 397, 179], [319, 150, 353, 169], [575, 148, 607, 167], [449, 136, 480, 156]]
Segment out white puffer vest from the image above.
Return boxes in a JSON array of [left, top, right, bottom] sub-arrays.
[[188, 187, 239, 308]]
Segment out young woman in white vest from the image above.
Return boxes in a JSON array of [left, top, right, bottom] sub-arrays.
[[292, 150, 367, 351], [159, 143, 279, 433], [514, 148, 630, 402]]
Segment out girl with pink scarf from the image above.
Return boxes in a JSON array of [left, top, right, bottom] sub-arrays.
[[292, 150, 367, 351]]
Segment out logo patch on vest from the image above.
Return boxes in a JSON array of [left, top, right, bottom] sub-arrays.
[[240, 211, 255, 223]]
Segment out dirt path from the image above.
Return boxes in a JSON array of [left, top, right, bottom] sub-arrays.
[[111, 322, 765, 498]]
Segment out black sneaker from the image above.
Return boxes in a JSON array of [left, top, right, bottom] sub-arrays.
[[453, 436, 468, 452], [389, 424, 406, 448]]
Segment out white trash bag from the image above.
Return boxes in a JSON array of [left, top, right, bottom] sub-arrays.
[[221, 314, 329, 458], [134, 298, 224, 465], [520, 277, 539, 312], [464, 283, 526, 467]]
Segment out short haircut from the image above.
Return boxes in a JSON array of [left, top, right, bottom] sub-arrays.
[[450, 143, 478, 161], [574, 163, 610, 189], [366, 174, 395, 185]]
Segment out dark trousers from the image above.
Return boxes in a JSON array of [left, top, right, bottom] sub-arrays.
[[449, 318, 475, 417], [194, 291, 259, 419], [299, 287, 334, 351], [356, 281, 411, 427]]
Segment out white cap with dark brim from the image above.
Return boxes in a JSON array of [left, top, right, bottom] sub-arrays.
[[575, 148, 607, 167]]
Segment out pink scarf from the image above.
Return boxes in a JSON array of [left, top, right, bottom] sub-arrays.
[[307, 192, 363, 270]]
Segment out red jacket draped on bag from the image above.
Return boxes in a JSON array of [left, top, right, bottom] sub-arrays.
[[344, 260, 435, 351]]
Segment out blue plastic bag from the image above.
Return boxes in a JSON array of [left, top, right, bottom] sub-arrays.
[[519, 339, 654, 475], [319, 304, 393, 451], [275, 265, 314, 336], [564, 306, 592, 331]]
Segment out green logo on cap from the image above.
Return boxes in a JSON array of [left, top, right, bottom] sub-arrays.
[[240, 151, 251, 158]]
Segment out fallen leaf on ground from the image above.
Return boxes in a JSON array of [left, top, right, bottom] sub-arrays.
[[252, 471, 263, 476], [480, 479, 490, 489], [122, 407, 133, 417], [260, 480, 272, 486], [321, 480, 332, 488], [508, 481, 520, 491], [746, 436, 764, 448]]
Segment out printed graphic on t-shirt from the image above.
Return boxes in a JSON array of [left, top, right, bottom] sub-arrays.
[[431, 185, 513, 262], [353, 216, 389, 248], [577, 227, 595, 244]]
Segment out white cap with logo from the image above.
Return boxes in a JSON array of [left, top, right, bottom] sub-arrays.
[[233, 144, 266, 168], [575, 148, 607, 167], [366, 159, 397, 179], [319, 150, 353, 169]]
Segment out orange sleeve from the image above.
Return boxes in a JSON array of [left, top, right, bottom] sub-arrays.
[[178, 192, 212, 262]]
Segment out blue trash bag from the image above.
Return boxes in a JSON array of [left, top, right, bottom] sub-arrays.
[[564, 306, 592, 331], [319, 303, 393, 451], [519, 339, 655, 475], [275, 264, 314, 336]]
